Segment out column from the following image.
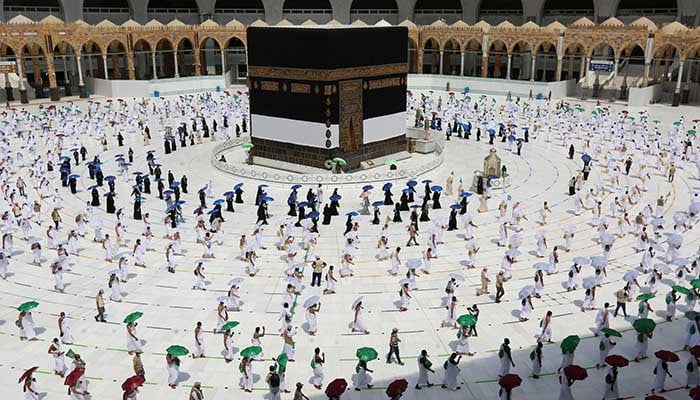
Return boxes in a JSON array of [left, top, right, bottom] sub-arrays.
[[673, 59, 684, 106], [642, 62, 650, 86], [151, 51, 158, 79], [530, 52, 536, 81], [126, 51, 136, 80], [76, 54, 87, 98], [481, 54, 488, 77], [417, 50, 424, 74], [683, 60, 693, 103], [506, 53, 512, 80], [555, 56, 563, 81], [102, 54, 109, 80], [46, 54, 59, 101], [439, 51, 444, 75], [612, 57, 619, 96], [173, 50, 179, 78], [221, 49, 227, 80], [111, 53, 121, 79], [194, 48, 201, 76], [459, 51, 465, 76], [61, 55, 71, 96], [579, 55, 587, 82], [16, 58, 27, 104]]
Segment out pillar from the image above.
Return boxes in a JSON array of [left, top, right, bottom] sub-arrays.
[[506, 54, 512, 80], [481, 54, 488, 77], [173, 50, 179, 78], [459, 51, 465, 76], [111, 53, 121, 79], [194, 48, 201, 76], [580, 56, 587, 82], [494, 53, 502, 78], [673, 60, 684, 106], [612, 57, 619, 96], [555, 56, 563, 81], [102, 54, 109, 80], [151, 51, 158, 79], [417, 50, 424, 74], [126, 51, 135, 80], [16, 58, 27, 104], [683, 60, 692, 104], [61, 56, 71, 96], [221, 49, 227, 80], [439, 51, 443, 75], [76, 54, 87, 98], [530, 52, 536, 81], [46, 54, 59, 101], [642, 62, 650, 86]]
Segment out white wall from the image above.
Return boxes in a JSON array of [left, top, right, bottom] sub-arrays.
[[408, 74, 575, 99], [86, 76, 225, 98], [86, 78, 149, 98], [628, 84, 664, 107]]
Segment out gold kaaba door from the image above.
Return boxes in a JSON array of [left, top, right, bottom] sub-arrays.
[[339, 79, 363, 152]]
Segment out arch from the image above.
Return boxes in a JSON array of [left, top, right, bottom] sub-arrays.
[[442, 38, 461, 75], [19, 43, 47, 97], [541, 0, 593, 25], [510, 40, 534, 80], [477, 0, 523, 25], [225, 35, 247, 49], [147, 0, 199, 24], [175, 37, 195, 77], [350, 0, 398, 24], [105, 39, 127, 80], [282, 0, 332, 24], [616, 0, 677, 23], [199, 37, 222, 76], [563, 42, 586, 81], [650, 43, 679, 84], [51, 41, 77, 94], [224, 36, 247, 82], [132, 39, 153, 80], [408, 36, 418, 73], [214, 0, 265, 24], [4, 0, 63, 21], [486, 39, 508, 78], [153, 38, 176, 78], [462, 38, 482, 77], [422, 37, 441, 74], [83, 0, 131, 24], [534, 41, 557, 81], [414, 0, 462, 24]]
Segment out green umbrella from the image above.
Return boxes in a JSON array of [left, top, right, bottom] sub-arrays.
[[384, 159, 397, 166], [221, 321, 240, 331], [560, 335, 580, 353], [600, 328, 622, 338], [123, 311, 143, 324], [688, 130, 697, 136], [242, 143, 254, 150], [356, 347, 378, 362], [673, 121, 682, 126], [672, 285, 692, 296], [17, 301, 39, 312], [653, 119, 661, 124], [457, 314, 477, 327], [333, 158, 347, 166], [276, 352, 288, 369], [166, 345, 189, 357], [240, 346, 263, 358], [633, 318, 656, 334], [692, 279, 700, 289], [636, 293, 654, 301], [686, 311, 700, 320], [65, 349, 76, 359]]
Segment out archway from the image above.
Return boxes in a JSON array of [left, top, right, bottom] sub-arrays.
[[4, 0, 62, 21], [651, 44, 679, 84], [588, 42, 616, 96], [147, 0, 199, 24], [487, 40, 508, 79], [617, 0, 677, 24], [422, 38, 440, 74], [463, 39, 482, 77], [282, 0, 332, 24], [563, 43, 586, 81], [541, 0, 593, 25], [214, 0, 265, 24], [155, 39, 175, 78], [83, 0, 131, 25], [199, 37, 223, 76], [414, 0, 461, 24], [350, 0, 398, 24], [107, 40, 127, 80], [478, 0, 523, 25], [408, 37, 419, 73], [132, 39, 153, 80], [224, 37, 247, 82], [20, 43, 46, 98], [442, 39, 461, 75], [52, 41, 76, 96], [80, 41, 105, 80], [534, 42, 556, 81], [511, 41, 535, 80], [176, 38, 195, 77]]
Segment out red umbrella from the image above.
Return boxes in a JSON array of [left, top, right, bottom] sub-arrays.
[[386, 379, 408, 398], [691, 346, 700, 357], [121, 375, 145, 392], [325, 378, 348, 398], [563, 365, 588, 381], [17, 366, 38, 383], [645, 395, 667, 400], [655, 350, 680, 363], [498, 374, 522, 390], [605, 355, 629, 368], [690, 386, 700, 400], [64, 368, 85, 386]]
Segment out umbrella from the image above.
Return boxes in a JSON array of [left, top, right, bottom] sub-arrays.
[[672, 258, 689, 267], [498, 374, 522, 390], [356, 347, 378, 362], [258, 184, 269, 188], [421, 179, 432, 184], [372, 201, 384, 207], [166, 345, 189, 357], [123, 311, 143, 324], [655, 350, 679, 362], [406, 180, 417, 187], [633, 318, 656, 334], [623, 270, 640, 282], [303, 296, 320, 308], [431, 185, 443, 192], [362, 185, 373, 191], [307, 211, 320, 219], [687, 311, 700, 320], [64, 368, 85, 386], [213, 199, 225, 206], [121, 375, 146, 392], [104, 176, 116, 181], [221, 321, 240, 331], [297, 201, 309, 208], [582, 276, 602, 289], [382, 183, 393, 191], [450, 204, 462, 210], [644, 395, 666, 400], [636, 293, 655, 301], [276, 352, 288, 369], [505, 249, 521, 257], [581, 154, 592, 163], [672, 285, 692, 296], [261, 196, 274, 203], [228, 277, 244, 287], [691, 346, 700, 357], [17, 301, 38, 312], [330, 194, 342, 201], [461, 192, 473, 198], [666, 233, 683, 247], [605, 355, 629, 368], [234, 183, 243, 190], [240, 346, 263, 358], [384, 159, 397, 166], [386, 379, 408, 398], [333, 158, 347, 166], [457, 314, 477, 327], [448, 273, 465, 281], [653, 263, 672, 274], [68, 174, 80, 179], [601, 327, 622, 337], [560, 335, 580, 353], [17, 366, 38, 383], [346, 211, 359, 217], [242, 143, 254, 150], [325, 378, 348, 398], [224, 191, 235, 197], [351, 296, 364, 310], [406, 258, 422, 269], [410, 204, 422, 209], [563, 364, 588, 381], [533, 262, 550, 271], [518, 285, 535, 300]]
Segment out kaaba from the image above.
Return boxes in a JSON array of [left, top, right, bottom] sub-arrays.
[[247, 26, 408, 171]]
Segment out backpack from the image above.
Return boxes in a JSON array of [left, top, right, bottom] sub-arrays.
[[268, 372, 280, 387], [529, 350, 536, 360]]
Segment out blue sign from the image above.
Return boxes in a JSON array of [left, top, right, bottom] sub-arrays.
[[589, 60, 613, 72]]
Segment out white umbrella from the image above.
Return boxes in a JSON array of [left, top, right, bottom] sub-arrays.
[[671, 257, 689, 267], [107, 269, 119, 276], [228, 277, 244, 287], [506, 249, 521, 257], [673, 212, 688, 224], [518, 285, 535, 300], [299, 218, 313, 229], [533, 262, 550, 271], [600, 232, 615, 245], [536, 230, 547, 239], [351, 296, 364, 310], [303, 296, 320, 309], [216, 295, 230, 303], [573, 256, 590, 266], [651, 218, 665, 226], [399, 278, 411, 286], [448, 273, 465, 282], [590, 256, 608, 268], [582, 276, 602, 289], [651, 242, 665, 252], [287, 244, 299, 254], [666, 233, 683, 247], [653, 263, 672, 274], [623, 270, 640, 282], [406, 258, 422, 269]]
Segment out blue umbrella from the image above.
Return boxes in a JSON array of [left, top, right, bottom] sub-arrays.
[[163, 190, 174, 196], [507, 135, 516, 142], [330, 194, 342, 201], [166, 204, 178, 212], [121, 163, 132, 167], [206, 209, 218, 215], [60, 156, 71, 161], [410, 204, 422, 209], [87, 185, 99, 190], [132, 172, 143, 175], [213, 199, 225, 206], [170, 181, 180, 187], [461, 192, 473, 198], [155, 177, 165, 182], [582, 154, 592, 163], [346, 211, 359, 217], [234, 183, 243, 190], [431, 185, 443, 192], [406, 180, 417, 187], [516, 138, 524, 143], [382, 183, 392, 191], [362, 185, 373, 191], [450, 204, 462, 210], [68, 174, 80, 179], [147, 150, 156, 153], [498, 122, 505, 127], [297, 201, 309, 208], [176, 200, 186, 205], [258, 184, 269, 188], [224, 191, 235, 197], [104, 176, 116, 181], [372, 201, 384, 207], [69, 147, 78, 152], [291, 184, 302, 190], [487, 129, 496, 135], [131, 184, 141, 188], [510, 123, 518, 127], [261, 196, 274, 202], [402, 188, 412, 193], [114, 154, 124, 157], [308, 211, 320, 219], [135, 196, 146, 202], [487, 175, 498, 180], [421, 179, 432, 184]]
